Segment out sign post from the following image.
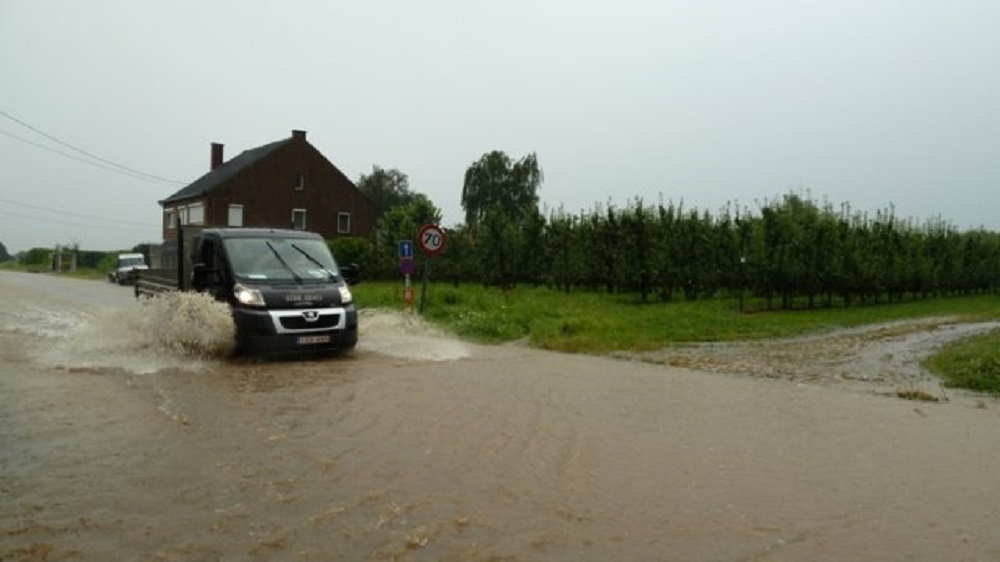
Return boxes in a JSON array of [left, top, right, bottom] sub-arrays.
[[398, 240, 415, 311], [416, 225, 446, 314]]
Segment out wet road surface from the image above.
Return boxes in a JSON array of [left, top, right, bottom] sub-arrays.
[[3, 271, 1000, 561]]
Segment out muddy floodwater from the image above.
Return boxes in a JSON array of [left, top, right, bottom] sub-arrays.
[[3, 271, 1000, 561]]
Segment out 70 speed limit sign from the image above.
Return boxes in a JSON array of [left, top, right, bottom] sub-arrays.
[[417, 224, 446, 256]]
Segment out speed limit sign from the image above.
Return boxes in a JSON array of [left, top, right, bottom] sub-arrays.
[[417, 224, 446, 256]]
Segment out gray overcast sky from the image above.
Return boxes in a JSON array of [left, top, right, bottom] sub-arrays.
[[2, 0, 998, 253]]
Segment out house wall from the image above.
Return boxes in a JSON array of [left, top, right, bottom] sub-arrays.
[[161, 133, 377, 242]]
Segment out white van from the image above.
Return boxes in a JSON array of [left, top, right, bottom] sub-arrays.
[[108, 253, 148, 285]]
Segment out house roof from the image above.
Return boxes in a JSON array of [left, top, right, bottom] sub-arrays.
[[159, 137, 291, 205]]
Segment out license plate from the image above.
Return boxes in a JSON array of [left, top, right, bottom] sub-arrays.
[[297, 334, 331, 345]]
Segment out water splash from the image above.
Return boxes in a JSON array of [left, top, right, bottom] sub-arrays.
[[3, 304, 88, 339], [357, 309, 470, 362], [3, 284, 468, 372], [30, 292, 236, 374], [132, 292, 237, 356]]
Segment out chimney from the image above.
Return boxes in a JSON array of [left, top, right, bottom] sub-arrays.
[[292, 129, 307, 142], [211, 142, 224, 170]]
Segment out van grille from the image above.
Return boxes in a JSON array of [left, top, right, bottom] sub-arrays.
[[280, 313, 341, 331]]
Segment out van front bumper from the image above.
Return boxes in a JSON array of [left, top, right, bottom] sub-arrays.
[[232, 305, 358, 357]]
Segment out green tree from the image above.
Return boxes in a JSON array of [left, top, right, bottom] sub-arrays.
[[357, 165, 417, 216], [435, 225, 478, 286], [461, 151, 542, 227], [477, 205, 523, 291], [329, 237, 374, 276], [21, 247, 50, 266], [677, 209, 714, 300], [461, 150, 544, 288], [546, 208, 584, 293], [619, 199, 656, 302], [519, 207, 547, 286], [371, 195, 443, 279], [655, 201, 681, 301], [0, 241, 11, 262]]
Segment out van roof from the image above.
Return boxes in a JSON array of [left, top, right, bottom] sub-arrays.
[[203, 228, 324, 241]]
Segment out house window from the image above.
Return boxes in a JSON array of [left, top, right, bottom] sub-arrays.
[[178, 206, 189, 225], [337, 212, 352, 234], [228, 204, 243, 227], [291, 208, 307, 230], [165, 208, 177, 229], [294, 174, 305, 191], [187, 202, 205, 225]]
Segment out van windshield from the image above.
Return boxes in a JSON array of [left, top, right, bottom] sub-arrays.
[[223, 237, 340, 283]]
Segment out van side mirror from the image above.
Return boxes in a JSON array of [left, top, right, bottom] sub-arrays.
[[191, 263, 220, 291], [340, 263, 361, 286]]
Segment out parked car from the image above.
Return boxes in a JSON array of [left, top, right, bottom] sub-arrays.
[[108, 253, 148, 285]]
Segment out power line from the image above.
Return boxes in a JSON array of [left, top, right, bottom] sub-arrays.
[[0, 209, 157, 233], [0, 197, 157, 227], [0, 109, 184, 185], [0, 128, 181, 186]]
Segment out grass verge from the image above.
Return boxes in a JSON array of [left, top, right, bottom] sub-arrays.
[[0, 261, 107, 280], [923, 329, 1000, 394]]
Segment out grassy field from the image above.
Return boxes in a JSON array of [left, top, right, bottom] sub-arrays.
[[354, 281, 1000, 351]]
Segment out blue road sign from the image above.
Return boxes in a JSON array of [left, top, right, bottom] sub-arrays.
[[398, 240, 414, 259], [399, 257, 415, 276]]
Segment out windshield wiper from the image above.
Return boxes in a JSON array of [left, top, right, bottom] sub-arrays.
[[291, 244, 335, 279], [265, 241, 302, 283]]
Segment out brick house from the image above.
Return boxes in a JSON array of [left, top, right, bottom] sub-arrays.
[[159, 130, 376, 242]]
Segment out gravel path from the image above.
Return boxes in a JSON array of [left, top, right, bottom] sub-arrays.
[[614, 317, 1000, 404]]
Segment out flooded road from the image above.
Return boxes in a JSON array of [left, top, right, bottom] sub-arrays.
[[3, 271, 1000, 561]]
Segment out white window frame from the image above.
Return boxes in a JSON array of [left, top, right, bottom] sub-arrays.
[[228, 204, 244, 227], [337, 212, 352, 234], [291, 208, 307, 230], [165, 208, 177, 229], [187, 202, 205, 225], [294, 174, 305, 191]]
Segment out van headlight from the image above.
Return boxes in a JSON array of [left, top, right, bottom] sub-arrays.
[[338, 284, 353, 304], [234, 283, 265, 307]]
